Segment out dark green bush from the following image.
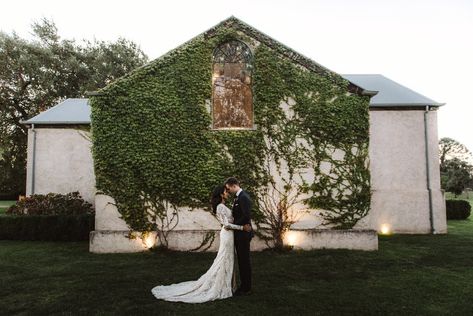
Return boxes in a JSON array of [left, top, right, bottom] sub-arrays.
[[6, 191, 94, 216], [0, 214, 94, 241], [0, 192, 20, 200], [446, 199, 471, 220]]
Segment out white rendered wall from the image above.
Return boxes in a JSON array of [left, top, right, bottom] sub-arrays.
[[90, 194, 378, 253], [358, 109, 447, 234], [23, 107, 447, 253], [25, 127, 96, 206]]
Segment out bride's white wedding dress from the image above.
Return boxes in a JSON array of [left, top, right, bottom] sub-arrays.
[[151, 203, 243, 303]]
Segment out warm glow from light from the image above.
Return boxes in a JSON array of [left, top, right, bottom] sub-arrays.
[[144, 235, 156, 248], [285, 231, 298, 246], [380, 223, 391, 235]]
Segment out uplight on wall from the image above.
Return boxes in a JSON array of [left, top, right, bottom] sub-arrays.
[[284, 231, 298, 247], [144, 234, 156, 248], [380, 223, 392, 235]]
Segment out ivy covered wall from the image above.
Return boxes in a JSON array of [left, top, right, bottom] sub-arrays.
[[90, 19, 371, 235]]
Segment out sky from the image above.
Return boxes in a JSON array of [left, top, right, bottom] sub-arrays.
[[1, 0, 472, 153]]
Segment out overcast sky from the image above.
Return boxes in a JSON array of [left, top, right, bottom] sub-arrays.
[[1, 0, 472, 153]]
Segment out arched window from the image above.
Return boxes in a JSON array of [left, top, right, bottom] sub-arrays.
[[212, 40, 253, 129]]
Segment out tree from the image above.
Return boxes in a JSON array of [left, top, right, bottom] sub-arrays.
[[255, 180, 306, 250], [0, 18, 148, 197], [441, 158, 473, 196], [439, 138, 473, 196], [439, 137, 473, 172]]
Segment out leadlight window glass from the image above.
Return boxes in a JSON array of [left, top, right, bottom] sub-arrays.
[[212, 40, 253, 129]]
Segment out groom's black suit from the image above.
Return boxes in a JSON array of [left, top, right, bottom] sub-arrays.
[[232, 189, 253, 292]]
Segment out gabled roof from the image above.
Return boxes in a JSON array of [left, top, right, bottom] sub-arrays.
[[22, 73, 444, 126], [202, 17, 376, 97], [21, 98, 90, 125], [89, 16, 375, 98], [20, 18, 444, 126], [342, 74, 444, 107]]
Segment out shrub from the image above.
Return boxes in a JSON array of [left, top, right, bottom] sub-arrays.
[[0, 192, 20, 200], [446, 199, 471, 220], [6, 192, 94, 216], [0, 214, 94, 241]]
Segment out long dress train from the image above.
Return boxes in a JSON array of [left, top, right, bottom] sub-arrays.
[[151, 203, 241, 303]]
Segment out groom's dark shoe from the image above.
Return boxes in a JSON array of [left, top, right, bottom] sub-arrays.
[[233, 288, 252, 296]]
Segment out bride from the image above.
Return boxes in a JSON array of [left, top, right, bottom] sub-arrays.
[[151, 185, 251, 303]]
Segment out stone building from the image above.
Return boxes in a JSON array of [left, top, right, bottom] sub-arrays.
[[21, 17, 446, 253]]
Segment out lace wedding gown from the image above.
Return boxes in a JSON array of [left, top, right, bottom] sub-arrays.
[[151, 203, 242, 303]]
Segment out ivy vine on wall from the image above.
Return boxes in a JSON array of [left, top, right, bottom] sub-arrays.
[[90, 23, 371, 245]]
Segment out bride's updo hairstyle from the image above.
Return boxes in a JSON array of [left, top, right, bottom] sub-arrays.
[[211, 185, 225, 214]]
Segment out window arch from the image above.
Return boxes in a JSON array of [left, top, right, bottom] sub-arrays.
[[212, 40, 253, 129]]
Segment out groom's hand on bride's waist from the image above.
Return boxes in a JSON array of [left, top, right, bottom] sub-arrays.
[[243, 224, 252, 232]]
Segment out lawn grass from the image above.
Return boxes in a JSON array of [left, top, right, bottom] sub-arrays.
[[0, 200, 16, 214], [1, 220, 472, 315]]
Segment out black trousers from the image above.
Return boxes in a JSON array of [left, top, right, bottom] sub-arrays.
[[234, 231, 252, 291]]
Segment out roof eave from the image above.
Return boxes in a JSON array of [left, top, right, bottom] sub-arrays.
[[361, 89, 378, 96], [370, 102, 445, 107]]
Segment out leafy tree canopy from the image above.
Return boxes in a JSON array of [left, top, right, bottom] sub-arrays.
[[0, 18, 148, 197], [439, 138, 473, 195]]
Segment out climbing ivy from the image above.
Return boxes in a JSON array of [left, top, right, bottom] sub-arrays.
[[90, 23, 371, 243]]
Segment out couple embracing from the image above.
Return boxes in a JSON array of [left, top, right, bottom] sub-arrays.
[[151, 177, 254, 303]]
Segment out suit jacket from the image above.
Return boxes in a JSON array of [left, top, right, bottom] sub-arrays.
[[232, 190, 254, 239]]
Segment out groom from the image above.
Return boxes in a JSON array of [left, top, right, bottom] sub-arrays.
[[224, 177, 253, 296]]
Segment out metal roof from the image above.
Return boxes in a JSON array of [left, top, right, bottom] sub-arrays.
[[21, 98, 91, 125], [342, 74, 444, 107], [21, 75, 444, 125]]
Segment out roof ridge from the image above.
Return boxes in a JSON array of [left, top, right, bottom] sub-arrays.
[[204, 17, 371, 96], [91, 16, 372, 96]]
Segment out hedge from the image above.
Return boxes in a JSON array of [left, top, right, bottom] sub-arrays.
[[0, 214, 94, 241], [446, 199, 471, 220], [6, 192, 93, 216]]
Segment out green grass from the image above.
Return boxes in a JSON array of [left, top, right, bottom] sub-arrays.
[[0, 200, 16, 214], [1, 220, 472, 316]]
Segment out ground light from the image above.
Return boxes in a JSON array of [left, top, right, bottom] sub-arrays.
[[284, 231, 298, 247], [380, 223, 392, 235]]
